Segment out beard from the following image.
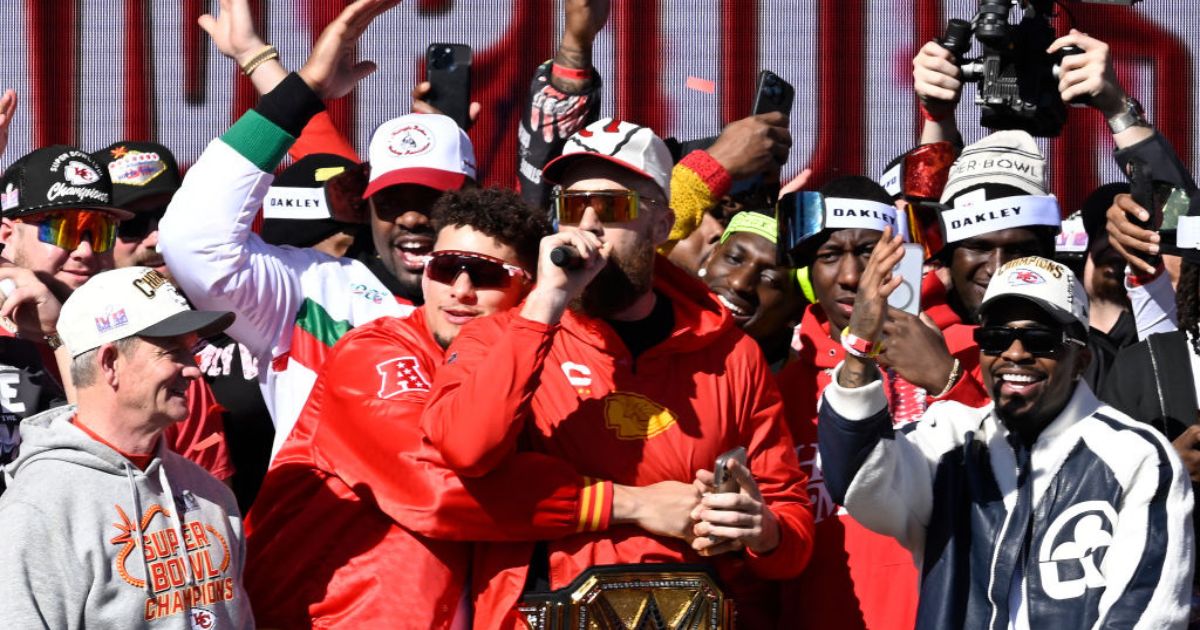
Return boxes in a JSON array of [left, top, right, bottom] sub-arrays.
[[573, 240, 655, 319]]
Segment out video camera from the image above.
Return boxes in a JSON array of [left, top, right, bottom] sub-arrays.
[[941, 0, 1140, 138]]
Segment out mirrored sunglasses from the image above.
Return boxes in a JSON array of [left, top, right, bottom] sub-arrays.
[[423, 250, 530, 289], [552, 190, 651, 226], [18, 211, 118, 253]]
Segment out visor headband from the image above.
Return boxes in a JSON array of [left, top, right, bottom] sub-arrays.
[[941, 195, 1060, 244], [824, 198, 906, 239], [262, 187, 331, 221]]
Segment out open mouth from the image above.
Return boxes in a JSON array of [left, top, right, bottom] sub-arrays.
[[716, 293, 755, 322], [996, 371, 1046, 395], [394, 237, 433, 271]]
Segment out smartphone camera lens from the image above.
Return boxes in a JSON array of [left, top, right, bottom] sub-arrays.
[[429, 46, 455, 71]]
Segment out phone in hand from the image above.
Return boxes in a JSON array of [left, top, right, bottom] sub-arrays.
[[713, 447, 748, 494], [751, 70, 794, 118], [425, 43, 472, 130], [1127, 158, 1169, 266], [888, 243, 925, 316]]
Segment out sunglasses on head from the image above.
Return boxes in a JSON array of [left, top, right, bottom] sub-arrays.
[[552, 189, 661, 226], [17, 211, 118, 253], [423, 250, 530, 289], [973, 326, 1086, 357]]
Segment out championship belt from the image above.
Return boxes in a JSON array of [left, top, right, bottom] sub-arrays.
[[516, 563, 735, 630]]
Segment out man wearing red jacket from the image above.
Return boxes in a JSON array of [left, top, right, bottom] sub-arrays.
[[774, 176, 992, 630], [421, 119, 814, 629], [244, 187, 699, 629]]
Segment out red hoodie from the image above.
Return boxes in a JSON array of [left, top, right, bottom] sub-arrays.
[[244, 308, 610, 629], [773, 276, 990, 629], [422, 257, 815, 629]]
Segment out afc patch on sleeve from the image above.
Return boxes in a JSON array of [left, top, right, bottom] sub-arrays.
[[375, 356, 432, 398]]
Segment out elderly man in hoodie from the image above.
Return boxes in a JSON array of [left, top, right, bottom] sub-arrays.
[[0, 266, 252, 629]]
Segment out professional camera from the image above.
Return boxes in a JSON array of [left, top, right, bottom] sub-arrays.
[[941, 0, 1140, 137]]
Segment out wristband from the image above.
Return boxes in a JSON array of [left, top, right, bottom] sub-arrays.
[[918, 100, 949, 123], [841, 327, 882, 360], [932, 358, 962, 398], [551, 63, 591, 82], [240, 45, 279, 77]]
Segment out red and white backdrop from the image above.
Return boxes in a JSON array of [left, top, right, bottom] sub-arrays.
[[0, 0, 1196, 211]]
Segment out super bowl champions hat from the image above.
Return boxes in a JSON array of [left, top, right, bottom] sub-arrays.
[[0, 146, 132, 219], [978, 256, 1089, 331], [363, 113, 476, 198], [92, 141, 182, 211], [543, 118, 674, 199], [58, 266, 235, 357]]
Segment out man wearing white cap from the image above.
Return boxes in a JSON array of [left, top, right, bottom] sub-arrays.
[[0, 266, 254, 628], [818, 236, 1193, 629], [420, 117, 814, 628], [160, 0, 425, 457]]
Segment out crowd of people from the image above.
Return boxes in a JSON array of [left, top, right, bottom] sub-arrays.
[[0, 0, 1197, 628]]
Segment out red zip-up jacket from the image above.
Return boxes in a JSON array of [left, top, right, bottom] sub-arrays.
[[422, 258, 815, 629], [244, 308, 611, 629], [773, 281, 990, 629]]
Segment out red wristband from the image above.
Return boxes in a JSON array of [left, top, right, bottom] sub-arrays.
[[551, 63, 591, 82], [919, 101, 948, 123], [841, 327, 882, 359]]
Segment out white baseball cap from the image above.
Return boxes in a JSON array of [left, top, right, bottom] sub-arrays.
[[59, 267, 234, 357], [543, 118, 673, 199], [363, 113, 476, 199], [978, 256, 1089, 331]]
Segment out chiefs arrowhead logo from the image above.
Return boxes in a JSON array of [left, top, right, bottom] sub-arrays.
[[1009, 269, 1045, 286], [603, 392, 677, 440]]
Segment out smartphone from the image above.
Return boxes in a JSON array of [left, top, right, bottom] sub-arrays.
[[713, 447, 748, 494], [751, 70, 794, 118], [425, 43, 472, 130], [886, 243, 924, 316]]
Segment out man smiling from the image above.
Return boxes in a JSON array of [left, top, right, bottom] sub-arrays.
[[700, 210, 803, 369], [817, 242, 1193, 629]]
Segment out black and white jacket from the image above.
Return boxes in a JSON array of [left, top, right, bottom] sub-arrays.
[[818, 364, 1194, 629]]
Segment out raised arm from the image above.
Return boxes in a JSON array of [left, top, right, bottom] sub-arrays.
[[517, 0, 608, 208], [161, 0, 397, 359]]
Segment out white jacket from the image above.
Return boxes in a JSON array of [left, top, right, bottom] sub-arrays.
[[160, 117, 412, 457]]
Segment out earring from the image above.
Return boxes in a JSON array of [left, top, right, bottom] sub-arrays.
[[697, 267, 708, 278]]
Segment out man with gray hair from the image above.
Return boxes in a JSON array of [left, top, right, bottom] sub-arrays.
[[0, 266, 254, 629]]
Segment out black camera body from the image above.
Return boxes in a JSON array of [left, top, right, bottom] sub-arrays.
[[942, 0, 1139, 137]]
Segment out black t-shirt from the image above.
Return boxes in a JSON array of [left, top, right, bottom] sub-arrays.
[[606, 291, 675, 361], [196, 333, 273, 513], [0, 336, 66, 492]]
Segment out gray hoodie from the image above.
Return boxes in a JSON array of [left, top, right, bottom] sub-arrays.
[[0, 406, 254, 629]]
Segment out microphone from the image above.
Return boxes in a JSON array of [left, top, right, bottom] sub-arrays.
[[550, 245, 584, 270]]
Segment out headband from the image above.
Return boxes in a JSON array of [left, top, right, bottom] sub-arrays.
[[721, 211, 777, 245], [940, 195, 1061, 244], [262, 187, 331, 221]]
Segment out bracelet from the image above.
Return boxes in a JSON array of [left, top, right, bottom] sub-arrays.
[[551, 62, 590, 82], [240, 45, 279, 77], [841, 327, 883, 360], [932, 358, 962, 398]]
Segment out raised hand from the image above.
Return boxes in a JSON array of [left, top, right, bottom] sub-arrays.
[[411, 81, 482, 129], [197, 0, 266, 66], [297, 0, 401, 100], [705, 112, 793, 181], [0, 89, 17, 161], [913, 40, 963, 120], [1049, 30, 1121, 114], [1105, 193, 1160, 275], [553, 0, 611, 91], [878, 307, 956, 393], [0, 266, 63, 341]]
